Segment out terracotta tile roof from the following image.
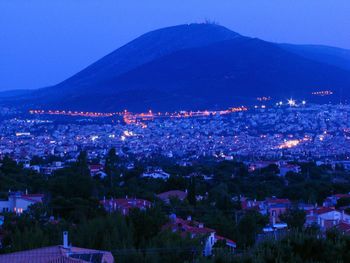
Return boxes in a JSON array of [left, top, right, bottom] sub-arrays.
[[19, 196, 44, 203], [22, 194, 44, 198], [334, 194, 350, 199], [336, 222, 350, 234], [165, 217, 215, 236], [315, 207, 336, 215], [89, 164, 103, 171], [266, 198, 291, 205], [165, 217, 236, 247], [215, 235, 236, 247], [307, 207, 335, 215]]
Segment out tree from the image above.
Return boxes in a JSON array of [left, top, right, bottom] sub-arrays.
[[76, 151, 90, 178], [0, 155, 21, 174], [187, 176, 196, 206], [209, 183, 234, 211], [73, 213, 134, 250], [105, 148, 119, 189], [336, 197, 350, 209], [49, 151, 94, 199], [237, 210, 269, 247], [145, 230, 202, 263], [50, 197, 105, 223], [127, 206, 168, 247], [280, 208, 306, 230], [0, 156, 47, 195]]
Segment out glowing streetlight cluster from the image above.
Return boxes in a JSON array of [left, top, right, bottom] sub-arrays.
[[287, 98, 296, 106], [275, 99, 306, 107]]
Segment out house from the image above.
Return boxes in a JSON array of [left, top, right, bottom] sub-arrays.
[[266, 197, 291, 223], [40, 165, 62, 175], [88, 164, 104, 176], [240, 197, 267, 214], [164, 214, 236, 257], [141, 168, 170, 180], [0, 231, 114, 263], [29, 165, 40, 173], [298, 203, 315, 211], [100, 197, 151, 215], [0, 192, 44, 214], [332, 161, 350, 171], [157, 190, 187, 203], [335, 221, 350, 235], [247, 161, 277, 172], [306, 207, 350, 230], [241, 196, 291, 224], [126, 162, 135, 170], [279, 164, 301, 176], [323, 193, 350, 207]]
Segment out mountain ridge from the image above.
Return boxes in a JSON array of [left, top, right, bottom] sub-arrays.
[[2, 23, 350, 112]]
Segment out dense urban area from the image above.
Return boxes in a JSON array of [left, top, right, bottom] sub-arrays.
[[1, 103, 350, 162], [0, 102, 350, 262]]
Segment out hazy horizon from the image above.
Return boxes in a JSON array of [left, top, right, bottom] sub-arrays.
[[1, 0, 349, 92]]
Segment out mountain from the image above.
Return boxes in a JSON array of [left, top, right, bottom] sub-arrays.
[[280, 44, 350, 71], [31, 24, 240, 98], [4, 23, 350, 112]]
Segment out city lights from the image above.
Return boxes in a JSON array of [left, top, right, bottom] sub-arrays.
[[287, 98, 296, 107], [278, 139, 300, 149]]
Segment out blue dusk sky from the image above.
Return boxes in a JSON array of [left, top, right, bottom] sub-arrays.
[[1, 0, 349, 91]]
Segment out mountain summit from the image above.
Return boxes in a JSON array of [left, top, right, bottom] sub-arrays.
[[5, 23, 350, 112]]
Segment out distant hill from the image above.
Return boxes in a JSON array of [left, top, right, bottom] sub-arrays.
[[3, 23, 350, 112]]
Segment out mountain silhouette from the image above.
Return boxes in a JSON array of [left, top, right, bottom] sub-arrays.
[[3, 23, 350, 112]]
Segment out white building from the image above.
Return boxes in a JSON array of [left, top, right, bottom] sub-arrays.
[[141, 168, 170, 180], [0, 192, 44, 214]]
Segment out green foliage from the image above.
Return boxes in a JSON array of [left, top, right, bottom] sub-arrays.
[[336, 197, 350, 209], [187, 176, 197, 206], [202, 210, 236, 241], [50, 196, 106, 223], [144, 231, 202, 263], [127, 206, 168, 247], [72, 213, 134, 250], [237, 210, 269, 248], [0, 156, 47, 195], [1, 155, 350, 262], [209, 183, 234, 211], [249, 230, 350, 263], [104, 148, 121, 192], [1, 213, 66, 253], [49, 153, 94, 199], [279, 208, 306, 230]]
